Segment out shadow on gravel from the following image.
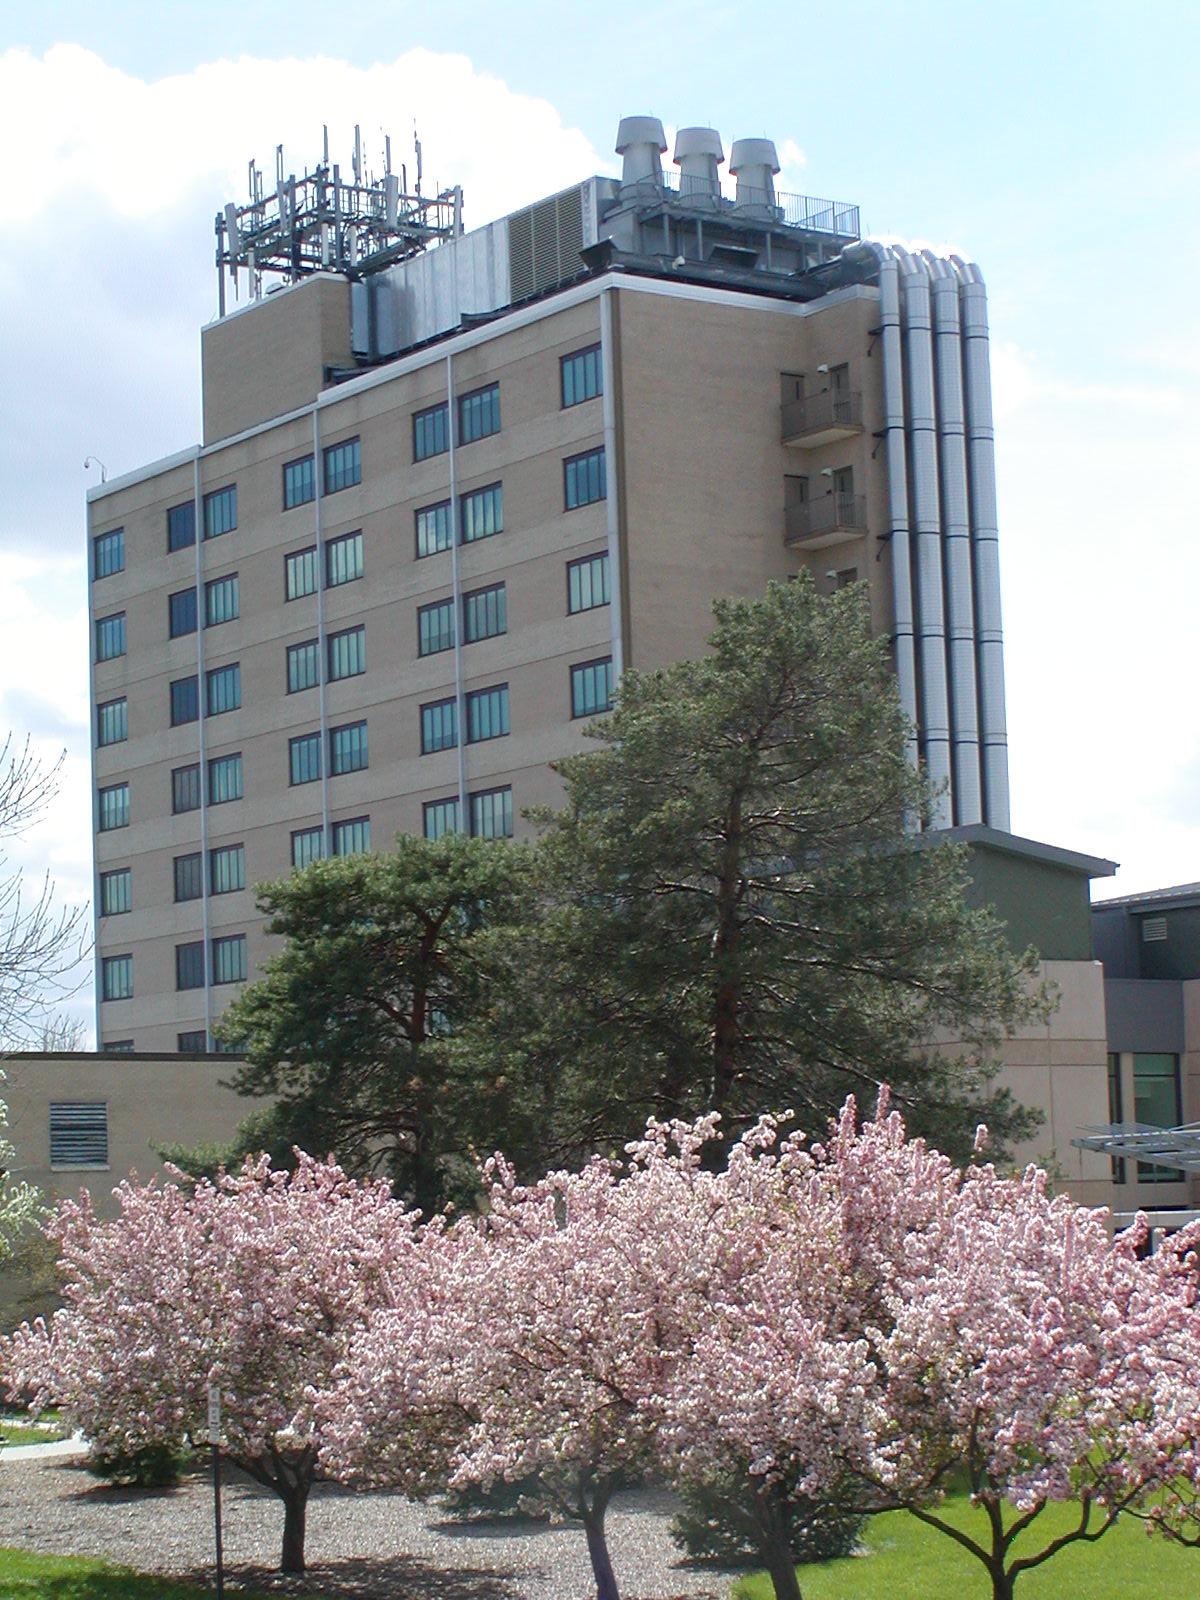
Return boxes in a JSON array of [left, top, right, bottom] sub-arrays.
[[178, 1555, 518, 1598]]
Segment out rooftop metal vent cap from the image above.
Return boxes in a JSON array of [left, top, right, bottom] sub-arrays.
[[674, 126, 724, 203], [616, 116, 667, 191], [729, 137, 780, 212]]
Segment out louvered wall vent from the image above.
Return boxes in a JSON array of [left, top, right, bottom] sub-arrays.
[[1142, 915, 1168, 943], [507, 185, 585, 304]]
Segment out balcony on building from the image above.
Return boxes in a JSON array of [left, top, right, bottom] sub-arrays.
[[780, 371, 864, 448], [783, 482, 868, 549]]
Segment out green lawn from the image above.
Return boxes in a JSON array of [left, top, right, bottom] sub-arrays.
[[0, 1549, 293, 1599], [732, 1492, 1199, 1599]]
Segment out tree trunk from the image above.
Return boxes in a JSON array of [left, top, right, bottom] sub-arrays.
[[763, 1545, 803, 1600], [582, 1504, 620, 1600], [753, 1482, 803, 1600], [988, 1564, 1014, 1600], [280, 1481, 308, 1574]]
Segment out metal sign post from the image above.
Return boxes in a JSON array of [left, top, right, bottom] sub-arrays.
[[207, 1384, 224, 1600]]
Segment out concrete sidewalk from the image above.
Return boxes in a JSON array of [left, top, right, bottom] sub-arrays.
[[1, 1432, 86, 1461]]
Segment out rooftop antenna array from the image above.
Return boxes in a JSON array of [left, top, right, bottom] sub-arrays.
[[214, 126, 464, 315]]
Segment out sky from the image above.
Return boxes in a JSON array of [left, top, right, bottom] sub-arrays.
[[1, 1, 1198, 1040]]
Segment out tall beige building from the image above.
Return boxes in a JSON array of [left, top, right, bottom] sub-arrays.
[[88, 116, 1015, 1053]]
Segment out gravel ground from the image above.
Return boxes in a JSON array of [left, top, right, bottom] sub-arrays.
[[0, 1455, 740, 1599]]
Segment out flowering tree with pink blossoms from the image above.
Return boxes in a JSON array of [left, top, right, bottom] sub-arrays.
[[4, 1154, 414, 1572]]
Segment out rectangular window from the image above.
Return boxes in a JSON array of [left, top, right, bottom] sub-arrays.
[[419, 597, 456, 657], [98, 782, 129, 831], [169, 588, 198, 638], [93, 528, 124, 580], [283, 454, 315, 510], [1107, 1052, 1126, 1185], [174, 852, 203, 903], [206, 663, 241, 716], [95, 612, 126, 661], [416, 500, 452, 558], [458, 382, 500, 445], [99, 868, 131, 916], [421, 696, 459, 755], [326, 530, 363, 587], [470, 786, 513, 839], [466, 684, 509, 744], [50, 1102, 108, 1168], [286, 546, 318, 600], [171, 675, 200, 726], [1133, 1053, 1184, 1183], [332, 817, 371, 856], [463, 583, 506, 644], [289, 732, 322, 786], [323, 437, 361, 494], [561, 344, 603, 408], [104, 1040, 134, 1053], [101, 955, 133, 1002], [97, 698, 127, 747], [424, 797, 462, 840], [203, 485, 237, 540], [330, 720, 368, 775], [205, 573, 239, 627], [177, 1030, 207, 1053], [168, 502, 196, 552], [413, 400, 450, 461], [461, 482, 503, 544], [567, 552, 610, 614], [212, 933, 247, 986], [210, 843, 245, 895], [287, 639, 320, 694], [208, 753, 243, 805], [292, 826, 325, 870], [571, 656, 614, 719], [565, 447, 607, 510], [327, 625, 366, 682], [172, 764, 200, 814], [176, 941, 205, 991]]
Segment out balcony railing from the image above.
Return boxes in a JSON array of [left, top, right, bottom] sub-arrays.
[[784, 492, 868, 547], [619, 171, 860, 240], [780, 389, 864, 445]]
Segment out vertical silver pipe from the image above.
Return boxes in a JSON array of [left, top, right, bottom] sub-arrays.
[[446, 354, 468, 826], [193, 450, 213, 1047], [312, 408, 330, 848], [599, 286, 625, 681], [955, 258, 1011, 831], [925, 255, 982, 824], [875, 252, 919, 778]]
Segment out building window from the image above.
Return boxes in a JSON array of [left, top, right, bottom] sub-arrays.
[[177, 1030, 207, 1053], [332, 817, 371, 856], [206, 663, 241, 716], [418, 597, 456, 657], [416, 500, 452, 559], [466, 684, 509, 744], [104, 1040, 134, 1053], [463, 583, 506, 644], [176, 941, 205, 991], [286, 546, 318, 600], [327, 625, 366, 682], [95, 612, 126, 661], [424, 798, 462, 840], [101, 955, 133, 1002], [470, 786, 513, 839], [461, 482, 503, 544], [1133, 1053, 1184, 1183], [208, 753, 243, 805], [421, 697, 459, 755], [50, 1102, 108, 1168], [174, 852, 203, 903], [292, 825, 325, 870], [212, 933, 247, 986], [289, 732, 322, 786], [97, 698, 127, 748], [571, 657, 614, 719], [284, 455, 315, 510], [458, 382, 500, 445], [330, 720, 368, 776], [99, 868, 131, 916], [169, 588, 198, 638], [561, 344, 603, 408], [170, 675, 200, 726], [98, 782, 130, 832], [564, 447, 606, 510], [414, 400, 449, 461], [168, 502, 196, 552], [172, 764, 201, 814], [326, 530, 363, 587], [567, 552, 610, 614], [205, 573, 239, 627], [210, 844, 245, 895], [203, 485, 237, 540], [324, 437, 361, 494], [93, 528, 125, 580], [287, 639, 320, 694], [1107, 1052, 1126, 1185]]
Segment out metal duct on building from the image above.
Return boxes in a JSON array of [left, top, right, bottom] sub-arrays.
[[729, 137, 780, 214], [674, 126, 724, 204], [616, 116, 667, 193]]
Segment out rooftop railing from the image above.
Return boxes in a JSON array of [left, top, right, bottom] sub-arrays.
[[622, 171, 861, 240]]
